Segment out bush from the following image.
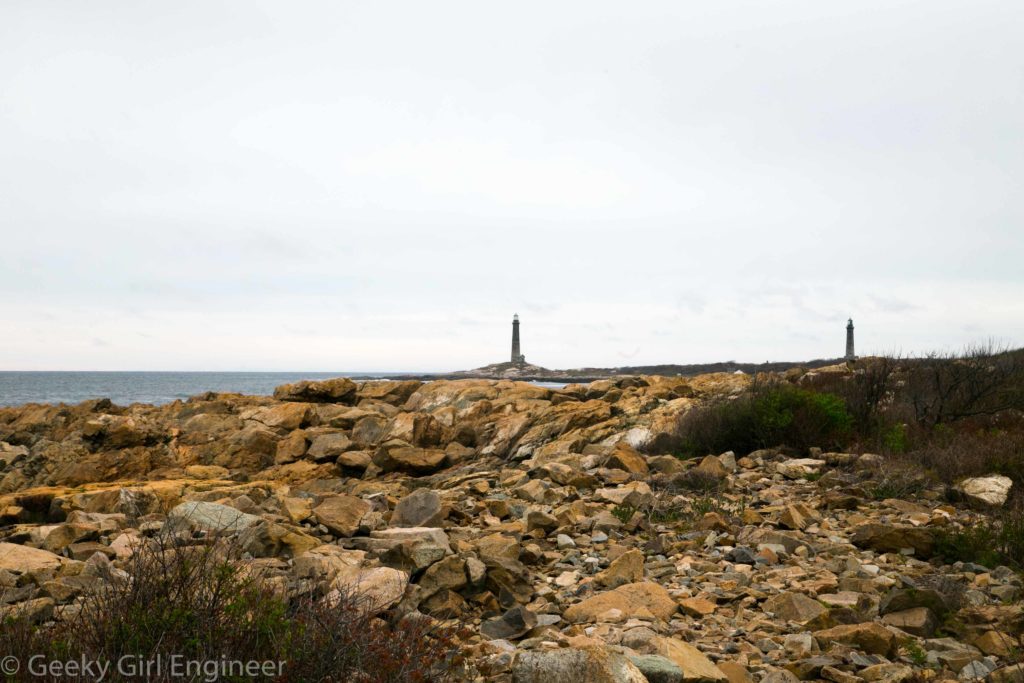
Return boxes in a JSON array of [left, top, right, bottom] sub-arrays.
[[880, 424, 1024, 492], [0, 534, 462, 682], [676, 381, 852, 456], [933, 504, 1024, 570]]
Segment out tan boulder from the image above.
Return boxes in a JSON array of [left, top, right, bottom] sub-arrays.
[[274, 377, 357, 403], [680, 596, 718, 617], [183, 464, 230, 480], [306, 432, 354, 461], [356, 380, 422, 406], [372, 443, 447, 475], [351, 415, 389, 447], [881, 607, 937, 637], [385, 412, 442, 447], [250, 403, 310, 430], [329, 565, 408, 612], [694, 455, 729, 479], [813, 622, 898, 656], [417, 555, 467, 599], [564, 581, 678, 623], [595, 549, 645, 588], [763, 591, 830, 627], [605, 442, 649, 475], [973, 631, 1020, 657], [275, 430, 309, 464], [651, 637, 728, 682], [0, 542, 74, 574], [956, 475, 1013, 508], [312, 495, 371, 537], [717, 662, 754, 683]]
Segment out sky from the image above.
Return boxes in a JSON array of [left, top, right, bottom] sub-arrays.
[[1, 1, 1022, 372]]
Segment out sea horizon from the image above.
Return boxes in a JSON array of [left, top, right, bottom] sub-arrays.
[[0, 370, 415, 407]]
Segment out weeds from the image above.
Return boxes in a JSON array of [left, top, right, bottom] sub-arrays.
[[933, 505, 1024, 571], [611, 504, 637, 524], [0, 533, 463, 682]]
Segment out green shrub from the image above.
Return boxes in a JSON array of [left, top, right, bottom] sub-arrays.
[[676, 381, 852, 456], [933, 506, 1024, 570]]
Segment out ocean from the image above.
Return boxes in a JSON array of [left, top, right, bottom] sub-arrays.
[[0, 371, 397, 407], [0, 372, 570, 407]]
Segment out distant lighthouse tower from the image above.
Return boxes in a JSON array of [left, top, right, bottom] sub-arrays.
[[845, 318, 856, 361], [511, 314, 525, 365]]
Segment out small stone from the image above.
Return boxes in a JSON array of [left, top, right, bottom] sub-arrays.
[[679, 596, 717, 617]]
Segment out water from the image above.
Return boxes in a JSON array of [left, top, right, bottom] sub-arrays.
[[0, 371, 397, 407], [0, 372, 570, 407]]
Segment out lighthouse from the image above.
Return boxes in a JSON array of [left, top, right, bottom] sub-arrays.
[[845, 319, 856, 361], [511, 314, 525, 365]]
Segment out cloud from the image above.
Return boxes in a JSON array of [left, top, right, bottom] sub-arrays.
[[1, 0, 1022, 370]]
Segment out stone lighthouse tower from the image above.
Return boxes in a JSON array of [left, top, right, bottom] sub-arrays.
[[511, 314, 525, 365], [845, 318, 856, 361]]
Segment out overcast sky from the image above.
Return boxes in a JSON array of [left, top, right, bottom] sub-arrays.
[[2, 1, 1022, 371]]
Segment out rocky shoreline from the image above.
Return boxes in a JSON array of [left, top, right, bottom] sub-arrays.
[[1, 371, 1021, 683]]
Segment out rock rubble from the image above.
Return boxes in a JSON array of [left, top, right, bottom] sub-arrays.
[[0, 371, 1020, 683]]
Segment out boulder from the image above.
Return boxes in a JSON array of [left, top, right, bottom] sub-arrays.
[[595, 482, 654, 507], [512, 648, 648, 683], [605, 442, 649, 475], [881, 607, 937, 637], [650, 637, 728, 682], [351, 415, 388, 447], [763, 591, 830, 626], [356, 380, 423, 406], [385, 412, 442, 447], [987, 664, 1024, 683], [776, 458, 826, 479], [274, 377, 358, 403], [850, 523, 934, 557], [694, 455, 729, 479], [329, 565, 408, 612], [336, 450, 372, 471], [368, 527, 453, 571], [525, 508, 559, 534], [955, 475, 1013, 508], [417, 555, 467, 598], [480, 605, 537, 640], [0, 542, 73, 574], [629, 655, 684, 683], [312, 495, 371, 537], [306, 432, 354, 461], [879, 585, 957, 617], [595, 549, 645, 588], [250, 403, 310, 430], [167, 501, 262, 534], [565, 581, 678, 623], [813, 622, 899, 656], [81, 415, 158, 448], [391, 488, 444, 528], [373, 442, 447, 475]]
